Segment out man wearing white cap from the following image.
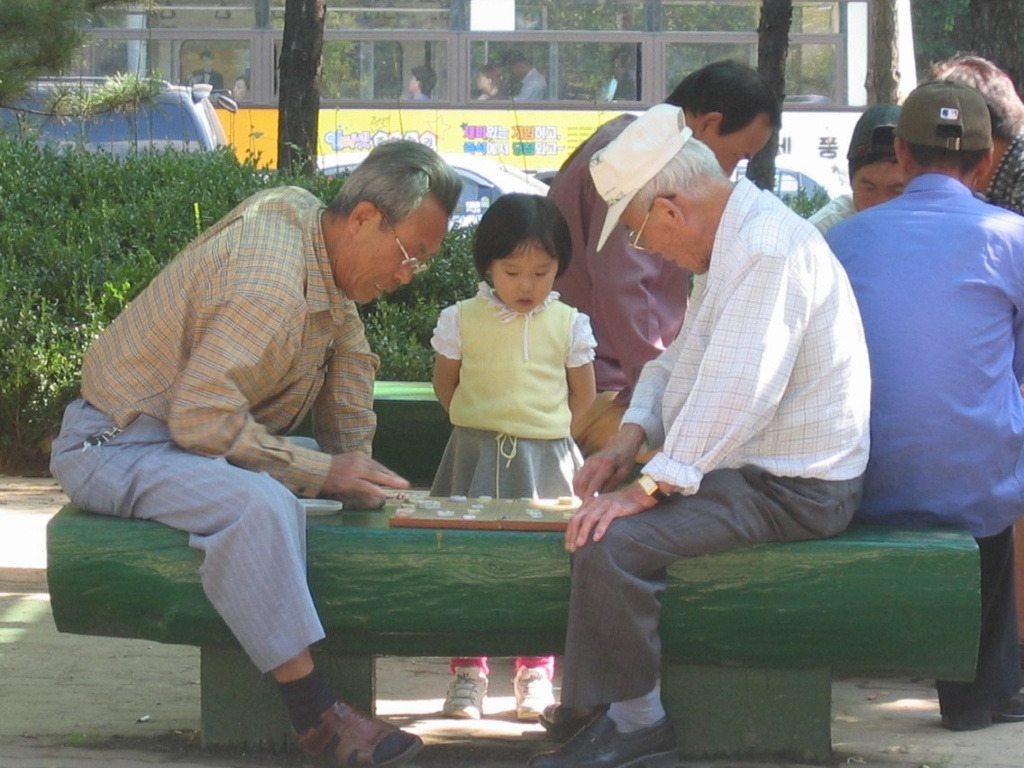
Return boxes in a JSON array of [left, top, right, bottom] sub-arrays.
[[528, 104, 871, 768]]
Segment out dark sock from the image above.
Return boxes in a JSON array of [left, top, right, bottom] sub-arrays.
[[374, 731, 418, 763], [277, 666, 338, 733]]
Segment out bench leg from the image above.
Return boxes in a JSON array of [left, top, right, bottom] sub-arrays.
[[661, 663, 832, 762], [200, 645, 375, 748]]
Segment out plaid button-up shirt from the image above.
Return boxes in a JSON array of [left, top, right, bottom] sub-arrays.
[[81, 186, 379, 497]]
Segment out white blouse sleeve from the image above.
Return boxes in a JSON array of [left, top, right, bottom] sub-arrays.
[[430, 304, 462, 360], [567, 310, 597, 368]]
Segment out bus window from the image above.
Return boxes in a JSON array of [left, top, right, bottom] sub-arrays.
[[322, 0, 451, 30], [493, 1, 647, 31], [786, 43, 839, 104], [319, 40, 447, 102], [180, 42, 251, 94], [560, 42, 641, 103], [661, 1, 760, 32], [792, 2, 843, 34], [147, 1, 262, 30], [663, 42, 756, 95]]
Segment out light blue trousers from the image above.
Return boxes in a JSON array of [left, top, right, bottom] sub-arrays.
[[50, 398, 325, 672]]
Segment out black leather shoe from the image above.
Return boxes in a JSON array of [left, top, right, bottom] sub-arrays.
[[941, 708, 992, 731], [539, 703, 608, 741], [941, 692, 1024, 731], [992, 692, 1024, 723], [527, 713, 678, 768]]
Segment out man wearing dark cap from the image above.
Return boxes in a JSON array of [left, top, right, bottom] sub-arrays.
[[809, 103, 905, 233], [828, 80, 1024, 732]]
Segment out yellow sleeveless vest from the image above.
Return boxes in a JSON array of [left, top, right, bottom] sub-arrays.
[[449, 295, 574, 439]]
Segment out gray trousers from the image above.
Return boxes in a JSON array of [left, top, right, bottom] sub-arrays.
[[49, 399, 325, 673], [561, 465, 861, 707]]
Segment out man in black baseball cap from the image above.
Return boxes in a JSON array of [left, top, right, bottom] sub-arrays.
[[809, 103, 905, 233], [827, 79, 1024, 734]]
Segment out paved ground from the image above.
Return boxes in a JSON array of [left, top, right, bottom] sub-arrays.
[[2, 474, 1023, 768]]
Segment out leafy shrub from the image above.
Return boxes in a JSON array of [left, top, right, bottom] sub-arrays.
[[786, 186, 831, 219], [0, 137, 471, 470]]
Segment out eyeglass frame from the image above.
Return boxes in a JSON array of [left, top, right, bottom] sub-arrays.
[[624, 194, 676, 252], [381, 212, 429, 275], [626, 206, 654, 251]]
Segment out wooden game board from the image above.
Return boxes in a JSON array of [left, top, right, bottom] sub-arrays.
[[387, 494, 580, 531]]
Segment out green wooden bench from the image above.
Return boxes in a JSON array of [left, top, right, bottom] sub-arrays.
[[44, 382, 982, 762]]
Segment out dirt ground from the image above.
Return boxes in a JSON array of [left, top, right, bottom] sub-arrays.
[[2, 474, 1023, 768]]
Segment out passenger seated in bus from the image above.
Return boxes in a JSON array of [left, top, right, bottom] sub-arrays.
[[407, 65, 437, 101], [190, 49, 224, 90], [231, 73, 250, 103], [504, 50, 548, 101], [809, 104, 905, 234], [547, 60, 779, 461], [602, 46, 638, 102], [476, 63, 508, 101]]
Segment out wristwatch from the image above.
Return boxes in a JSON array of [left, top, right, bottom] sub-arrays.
[[636, 473, 667, 501]]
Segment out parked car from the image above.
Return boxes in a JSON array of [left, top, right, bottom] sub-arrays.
[[732, 159, 836, 203], [0, 78, 234, 156], [318, 151, 549, 227]]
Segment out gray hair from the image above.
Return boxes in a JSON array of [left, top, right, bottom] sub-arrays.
[[629, 137, 727, 214], [327, 140, 462, 224]]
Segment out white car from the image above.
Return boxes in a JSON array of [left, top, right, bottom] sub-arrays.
[[318, 151, 549, 227], [733, 157, 846, 202]]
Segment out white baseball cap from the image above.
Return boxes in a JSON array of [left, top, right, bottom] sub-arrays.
[[590, 103, 693, 251]]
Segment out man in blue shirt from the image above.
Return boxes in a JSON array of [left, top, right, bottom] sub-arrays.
[[828, 80, 1024, 732]]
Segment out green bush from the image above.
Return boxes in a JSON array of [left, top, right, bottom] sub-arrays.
[[0, 134, 833, 472], [0, 138, 475, 470]]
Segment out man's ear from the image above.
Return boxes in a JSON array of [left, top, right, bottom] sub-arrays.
[[968, 146, 996, 193], [689, 111, 724, 141], [893, 137, 915, 176], [347, 200, 380, 235]]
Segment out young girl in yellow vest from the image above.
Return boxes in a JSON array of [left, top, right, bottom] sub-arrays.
[[430, 193, 596, 722]]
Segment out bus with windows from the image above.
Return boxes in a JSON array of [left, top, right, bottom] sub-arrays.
[[74, 0, 916, 194]]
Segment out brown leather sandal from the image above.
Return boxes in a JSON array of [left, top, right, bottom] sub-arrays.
[[297, 699, 424, 766]]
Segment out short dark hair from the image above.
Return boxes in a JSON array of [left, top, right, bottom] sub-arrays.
[[411, 65, 437, 96], [665, 60, 781, 134], [502, 50, 529, 67], [903, 142, 989, 175], [473, 194, 572, 279]]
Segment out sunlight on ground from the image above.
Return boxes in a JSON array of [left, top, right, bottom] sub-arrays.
[[0, 591, 50, 644], [876, 697, 940, 714]]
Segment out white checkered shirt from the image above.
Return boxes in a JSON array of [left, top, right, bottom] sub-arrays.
[[624, 178, 870, 493]]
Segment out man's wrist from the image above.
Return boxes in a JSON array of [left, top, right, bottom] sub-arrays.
[[636, 473, 668, 501]]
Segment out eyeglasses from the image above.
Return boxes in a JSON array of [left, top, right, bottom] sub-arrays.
[[626, 206, 654, 252], [382, 213, 429, 275], [625, 195, 676, 252]]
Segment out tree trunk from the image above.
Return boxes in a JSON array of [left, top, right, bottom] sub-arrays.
[[747, 0, 792, 192], [278, 0, 325, 175], [970, 0, 1024, 90], [866, 0, 900, 105]]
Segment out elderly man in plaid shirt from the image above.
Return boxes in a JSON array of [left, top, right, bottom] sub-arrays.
[[50, 141, 461, 768]]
